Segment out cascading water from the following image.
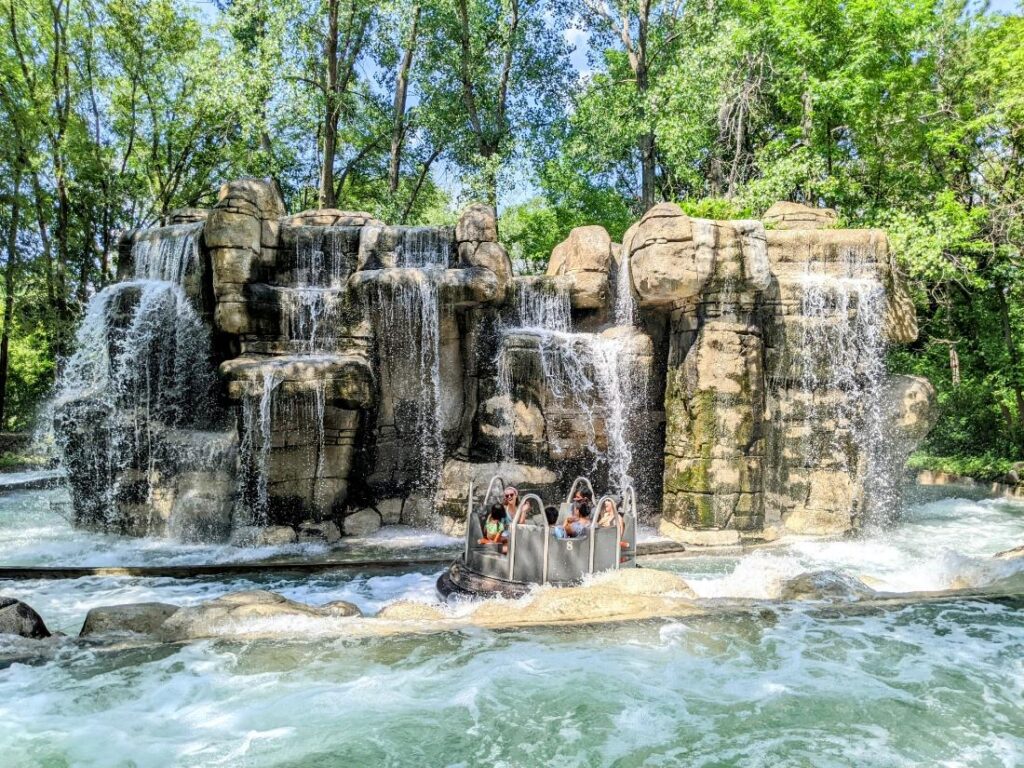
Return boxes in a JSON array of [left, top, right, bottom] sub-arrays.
[[132, 221, 204, 284], [281, 226, 360, 353], [54, 277, 218, 528], [497, 276, 644, 494], [236, 226, 360, 521], [365, 228, 451, 492], [790, 249, 890, 521]]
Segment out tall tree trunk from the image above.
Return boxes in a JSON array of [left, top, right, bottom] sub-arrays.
[[634, 2, 654, 210], [389, 4, 421, 195], [319, 0, 340, 208], [0, 171, 22, 428]]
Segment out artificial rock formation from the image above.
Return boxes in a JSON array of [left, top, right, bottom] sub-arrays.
[[54, 191, 933, 544]]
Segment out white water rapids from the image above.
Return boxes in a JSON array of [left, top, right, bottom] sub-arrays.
[[0, 482, 1022, 765]]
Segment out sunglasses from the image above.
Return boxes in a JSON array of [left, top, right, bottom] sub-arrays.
[[504, 492, 516, 498]]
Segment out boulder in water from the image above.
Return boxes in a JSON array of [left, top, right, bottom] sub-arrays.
[[343, 509, 381, 536], [80, 602, 180, 637], [297, 520, 341, 544], [321, 600, 363, 617], [0, 597, 50, 639], [157, 590, 352, 640], [994, 544, 1024, 561], [589, 568, 698, 598], [779, 570, 876, 602]]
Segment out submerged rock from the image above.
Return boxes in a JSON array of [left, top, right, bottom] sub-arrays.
[[229, 525, 297, 547], [994, 544, 1024, 561], [297, 520, 341, 544], [157, 590, 355, 640], [80, 602, 180, 637], [779, 570, 876, 602], [321, 600, 363, 617], [0, 597, 50, 639], [376, 601, 447, 622]]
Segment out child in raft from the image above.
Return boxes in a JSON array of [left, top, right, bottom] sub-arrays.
[[478, 504, 506, 548]]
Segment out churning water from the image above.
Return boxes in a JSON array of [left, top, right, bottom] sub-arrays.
[[0, 485, 1022, 766]]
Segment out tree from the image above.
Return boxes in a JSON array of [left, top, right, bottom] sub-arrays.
[[418, 0, 571, 207]]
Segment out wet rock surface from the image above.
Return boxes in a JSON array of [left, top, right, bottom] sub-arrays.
[[778, 570, 877, 602], [55, 186, 932, 544], [0, 597, 51, 639], [79, 603, 180, 637]]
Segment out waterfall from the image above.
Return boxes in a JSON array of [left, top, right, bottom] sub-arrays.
[[281, 288, 342, 353], [294, 226, 360, 288], [515, 278, 571, 331], [132, 222, 204, 284], [791, 250, 889, 520], [614, 247, 637, 328], [364, 227, 452, 492], [498, 279, 643, 493], [54, 279, 218, 526], [396, 227, 453, 268]]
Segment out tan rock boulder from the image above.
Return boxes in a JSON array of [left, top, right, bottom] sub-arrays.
[[628, 205, 717, 307], [455, 203, 498, 243], [547, 225, 613, 275], [546, 225, 613, 309], [297, 520, 341, 544], [763, 201, 838, 230], [281, 209, 382, 228], [343, 508, 382, 536]]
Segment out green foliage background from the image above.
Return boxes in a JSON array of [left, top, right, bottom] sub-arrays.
[[1, 0, 1023, 477]]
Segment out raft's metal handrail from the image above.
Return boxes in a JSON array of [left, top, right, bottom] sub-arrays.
[[593, 495, 620, 572], [481, 476, 506, 510], [564, 476, 596, 507], [464, 479, 474, 561]]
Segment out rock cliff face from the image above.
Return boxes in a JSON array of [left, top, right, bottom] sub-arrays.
[[54, 192, 933, 542]]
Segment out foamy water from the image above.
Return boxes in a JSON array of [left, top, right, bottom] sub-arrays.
[[0, 484, 1022, 765], [661, 489, 1024, 599], [0, 488, 458, 567]]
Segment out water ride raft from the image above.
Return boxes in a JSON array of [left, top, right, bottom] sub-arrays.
[[437, 476, 638, 600]]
